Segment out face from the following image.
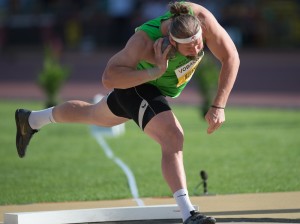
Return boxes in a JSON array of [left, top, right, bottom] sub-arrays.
[[170, 37, 204, 58]]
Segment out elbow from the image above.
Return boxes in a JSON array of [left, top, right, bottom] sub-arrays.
[[227, 49, 240, 70], [235, 50, 240, 68], [102, 68, 114, 89], [231, 47, 240, 68]]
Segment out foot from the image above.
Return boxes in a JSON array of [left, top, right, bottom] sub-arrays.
[[15, 109, 38, 158], [183, 211, 216, 224]]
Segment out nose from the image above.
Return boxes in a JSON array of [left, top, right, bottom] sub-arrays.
[[190, 46, 201, 55]]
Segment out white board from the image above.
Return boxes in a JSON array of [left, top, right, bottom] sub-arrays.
[[4, 205, 198, 224]]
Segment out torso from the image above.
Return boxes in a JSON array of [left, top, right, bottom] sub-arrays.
[[135, 5, 205, 98]]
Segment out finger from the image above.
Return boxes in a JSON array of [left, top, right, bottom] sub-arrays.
[[153, 39, 161, 52], [207, 124, 216, 134], [207, 126, 217, 134], [207, 125, 214, 134], [155, 38, 163, 50], [153, 41, 159, 53], [156, 38, 171, 57], [207, 121, 222, 134], [162, 45, 172, 58]]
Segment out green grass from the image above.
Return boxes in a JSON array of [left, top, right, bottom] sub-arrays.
[[0, 100, 300, 205]]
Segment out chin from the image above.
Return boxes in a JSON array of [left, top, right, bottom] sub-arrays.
[[186, 55, 199, 60], [186, 51, 203, 60]]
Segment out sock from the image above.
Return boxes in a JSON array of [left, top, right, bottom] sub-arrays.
[[174, 189, 195, 221], [28, 107, 56, 130]]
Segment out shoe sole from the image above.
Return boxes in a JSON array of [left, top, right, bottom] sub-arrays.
[[15, 109, 25, 158]]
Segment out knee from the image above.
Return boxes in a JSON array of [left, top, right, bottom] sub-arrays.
[[160, 126, 184, 153]]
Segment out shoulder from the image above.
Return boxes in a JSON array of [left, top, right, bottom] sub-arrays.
[[184, 2, 221, 37], [108, 31, 155, 68], [125, 31, 155, 61]]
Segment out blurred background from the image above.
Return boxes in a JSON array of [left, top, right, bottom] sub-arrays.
[[0, 0, 300, 208], [0, 0, 299, 107]]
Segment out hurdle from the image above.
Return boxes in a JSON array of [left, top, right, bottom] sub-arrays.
[[4, 205, 198, 224]]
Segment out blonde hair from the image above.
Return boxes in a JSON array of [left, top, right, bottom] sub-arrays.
[[169, 2, 201, 39]]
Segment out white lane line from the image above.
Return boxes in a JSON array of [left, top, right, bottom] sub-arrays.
[[90, 126, 144, 206]]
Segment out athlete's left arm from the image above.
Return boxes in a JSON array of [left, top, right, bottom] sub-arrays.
[[190, 3, 240, 134]]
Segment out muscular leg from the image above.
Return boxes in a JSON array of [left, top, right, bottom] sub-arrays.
[[144, 110, 195, 221], [52, 96, 128, 127], [144, 110, 186, 192], [16, 95, 128, 157]]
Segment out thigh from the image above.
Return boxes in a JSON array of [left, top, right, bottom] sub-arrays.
[[93, 94, 129, 126], [112, 84, 172, 130], [144, 110, 184, 145]]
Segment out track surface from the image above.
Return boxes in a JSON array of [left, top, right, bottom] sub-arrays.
[[1, 192, 300, 223]]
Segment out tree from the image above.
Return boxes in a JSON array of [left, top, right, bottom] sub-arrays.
[[38, 48, 70, 108]]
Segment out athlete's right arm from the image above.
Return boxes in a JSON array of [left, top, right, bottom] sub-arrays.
[[102, 31, 171, 89]]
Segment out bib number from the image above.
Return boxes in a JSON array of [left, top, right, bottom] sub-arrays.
[[175, 53, 204, 87]]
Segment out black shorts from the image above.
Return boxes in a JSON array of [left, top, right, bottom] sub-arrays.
[[107, 83, 171, 130]]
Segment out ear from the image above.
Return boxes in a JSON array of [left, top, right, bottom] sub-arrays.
[[169, 36, 176, 47]]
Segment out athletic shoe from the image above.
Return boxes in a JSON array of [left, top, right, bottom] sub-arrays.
[[183, 211, 216, 224], [15, 109, 38, 158]]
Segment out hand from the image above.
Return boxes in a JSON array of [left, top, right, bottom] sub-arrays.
[[153, 38, 171, 73], [205, 107, 225, 134]]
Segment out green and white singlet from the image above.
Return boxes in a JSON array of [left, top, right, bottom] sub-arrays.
[[135, 11, 204, 98]]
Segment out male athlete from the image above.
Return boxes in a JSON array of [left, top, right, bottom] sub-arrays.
[[15, 2, 239, 223]]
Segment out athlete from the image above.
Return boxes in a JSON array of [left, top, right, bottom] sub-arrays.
[[15, 2, 239, 223]]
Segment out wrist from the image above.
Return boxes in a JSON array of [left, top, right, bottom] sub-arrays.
[[211, 105, 225, 109]]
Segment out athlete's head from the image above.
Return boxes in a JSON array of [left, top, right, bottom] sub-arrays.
[[168, 2, 203, 59]]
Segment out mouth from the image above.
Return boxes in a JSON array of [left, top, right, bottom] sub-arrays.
[[186, 49, 204, 59], [185, 50, 201, 57]]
